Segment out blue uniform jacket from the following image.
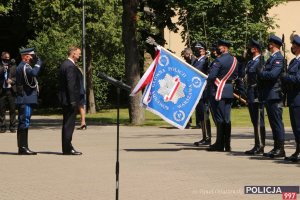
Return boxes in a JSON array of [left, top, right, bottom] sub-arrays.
[[192, 56, 209, 73], [259, 51, 283, 101], [193, 56, 209, 99], [207, 53, 238, 99], [246, 55, 264, 103], [16, 61, 41, 104], [283, 57, 300, 106]]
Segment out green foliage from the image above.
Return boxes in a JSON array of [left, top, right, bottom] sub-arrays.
[[1, 0, 287, 111], [175, 0, 286, 55], [0, 0, 14, 14], [26, 0, 124, 109], [70, 107, 291, 128]]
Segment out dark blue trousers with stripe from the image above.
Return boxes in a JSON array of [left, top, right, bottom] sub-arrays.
[[18, 104, 32, 130]]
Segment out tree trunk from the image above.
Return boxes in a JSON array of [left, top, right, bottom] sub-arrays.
[[86, 45, 96, 114], [122, 0, 144, 125]]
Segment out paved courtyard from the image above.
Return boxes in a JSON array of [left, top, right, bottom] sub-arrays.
[[0, 115, 299, 200]]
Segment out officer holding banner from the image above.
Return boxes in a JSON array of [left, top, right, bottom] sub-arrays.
[[244, 39, 266, 155], [257, 35, 286, 158], [281, 35, 300, 162], [207, 39, 238, 152]]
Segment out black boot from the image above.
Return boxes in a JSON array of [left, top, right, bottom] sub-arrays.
[[17, 129, 37, 155], [268, 140, 285, 158], [263, 140, 277, 157], [245, 126, 265, 155], [260, 126, 266, 151], [207, 122, 224, 151], [224, 122, 231, 152], [285, 142, 300, 162], [194, 121, 211, 146], [205, 119, 212, 145]]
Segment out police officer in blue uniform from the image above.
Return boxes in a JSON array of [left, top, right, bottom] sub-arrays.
[[207, 39, 238, 152], [16, 48, 42, 155], [244, 39, 266, 155], [257, 35, 285, 158], [192, 42, 212, 145], [281, 35, 300, 162]]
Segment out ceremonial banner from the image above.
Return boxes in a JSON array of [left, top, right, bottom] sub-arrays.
[[131, 47, 207, 129]]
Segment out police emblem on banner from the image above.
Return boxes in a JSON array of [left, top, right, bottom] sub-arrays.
[[141, 47, 207, 129]]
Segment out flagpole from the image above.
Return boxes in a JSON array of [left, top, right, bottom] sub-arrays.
[[116, 86, 121, 200], [82, 0, 87, 112]]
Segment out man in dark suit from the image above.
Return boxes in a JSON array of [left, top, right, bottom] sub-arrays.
[[257, 35, 285, 158], [59, 46, 82, 155], [0, 51, 17, 133], [282, 35, 300, 162], [16, 47, 42, 155], [207, 39, 238, 152]]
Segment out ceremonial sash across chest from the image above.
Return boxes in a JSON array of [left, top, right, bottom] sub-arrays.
[[214, 57, 237, 100]]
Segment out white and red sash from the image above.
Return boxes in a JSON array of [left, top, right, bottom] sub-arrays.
[[214, 57, 237, 100]]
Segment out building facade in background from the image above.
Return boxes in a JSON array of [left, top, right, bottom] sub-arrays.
[[164, 0, 300, 61]]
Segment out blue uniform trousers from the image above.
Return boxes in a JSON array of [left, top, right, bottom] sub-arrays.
[[289, 106, 300, 142], [265, 100, 285, 141], [209, 97, 232, 124], [18, 104, 32, 130], [247, 103, 265, 128], [195, 99, 205, 123]]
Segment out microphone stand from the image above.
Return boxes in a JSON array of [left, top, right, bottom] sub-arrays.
[[97, 72, 131, 200]]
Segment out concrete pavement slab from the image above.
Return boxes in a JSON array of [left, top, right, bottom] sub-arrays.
[[0, 116, 299, 200]]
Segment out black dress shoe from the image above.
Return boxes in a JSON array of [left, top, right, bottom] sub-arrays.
[[285, 153, 300, 162], [194, 138, 211, 146], [18, 147, 37, 155], [63, 149, 82, 155], [193, 124, 202, 129], [245, 146, 264, 155], [185, 123, 191, 129], [77, 124, 87, 130], [207, 143, 224, 152], [9, 128, 16, 133]]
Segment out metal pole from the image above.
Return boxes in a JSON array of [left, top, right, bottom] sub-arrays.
[[202, 12, 208, 47], [184, 14, 191, 48], [82, 0, 87, 112], [116, 87, 120, 200]]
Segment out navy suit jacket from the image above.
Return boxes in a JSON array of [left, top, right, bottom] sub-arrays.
[[0, 61, 17, 94], [59, 59, 81, 106]]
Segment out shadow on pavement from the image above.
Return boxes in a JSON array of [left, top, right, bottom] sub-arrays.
[[0, 152, 19, 155], [37, 151, 63, 155]]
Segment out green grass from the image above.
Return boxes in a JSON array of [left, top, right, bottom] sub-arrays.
[[82, 107, 291, 128]]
